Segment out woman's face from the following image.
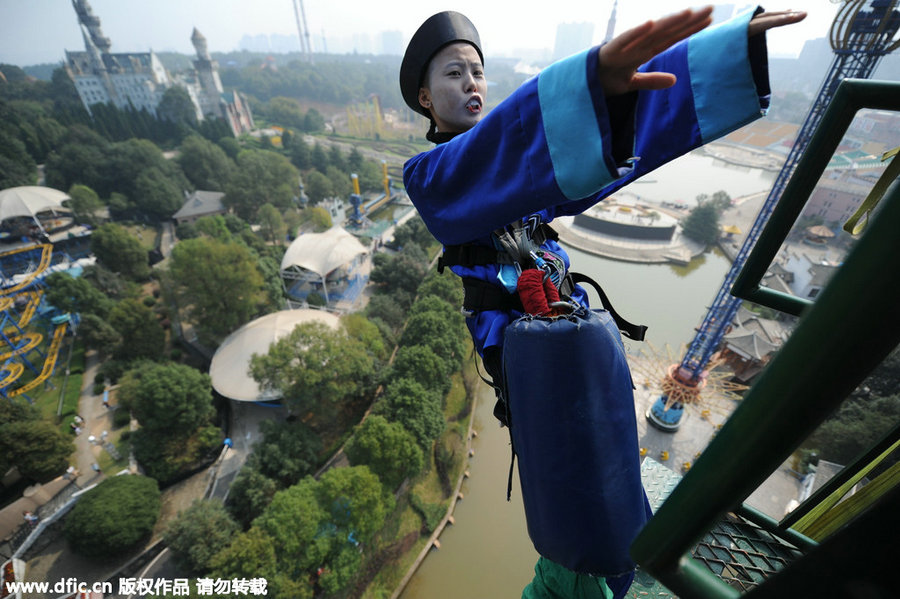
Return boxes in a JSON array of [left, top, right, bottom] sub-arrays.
[[419, 42, 486, 133]]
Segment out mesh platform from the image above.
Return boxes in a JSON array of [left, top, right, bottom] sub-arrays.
[[635, 458, 804, 597]]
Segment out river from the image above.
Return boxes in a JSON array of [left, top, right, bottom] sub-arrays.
[[400, 150, 776, 598]]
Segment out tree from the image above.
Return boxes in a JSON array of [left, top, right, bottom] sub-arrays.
[[0, 419, 72, 482], [390, 345, 451, 397], [257, 203, 286, 244], [303, 205, 332, 230], [177, 135, 235, 191], [209, 528, 291, 595], [44, 271, 113, 317], [64, 475, 161, 558], [341, 313, 388, 361], [345, 415, 424, 489], [250, 322, 378, 426], [90, 223, 150, 281], [327, 145, 346, 172], [65, 183, 103, 226], [168, 237, 266, 342], [377, 378, 444, 448], [133, 166, 183, 220], [225, 466, 279, 528], [129, 363, 215, 438], [81, 264, 127, 300], [224, 149, 299, 221], [347, 147, 364, 173], [248, 419, 321, 488], [157, 86, 198, 129], [392, 215, 435, 250], [303, 170, 332, 205], [254, 478, 328, 575], [310, 143, 329, 173], [303, 108, 325, 132], [326, 165, 351, 200], [365, 294, 406, 331], [164, 500, 239, 574], [681, 201, 722, 246], [78, 314, 122, 358], [289, 136, 311, 170], [266, 96, 306, 130], [369, 245, 428, 306], [108, 299, 165, 362], [418, 270, 464, 306], [400, 310, 467, 372]]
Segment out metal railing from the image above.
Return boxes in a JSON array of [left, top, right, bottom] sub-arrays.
[[630, 79, 900, 598]]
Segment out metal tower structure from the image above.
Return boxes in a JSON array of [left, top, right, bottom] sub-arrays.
[[292, 0, 314, 63], [648, 0, 900, 431]]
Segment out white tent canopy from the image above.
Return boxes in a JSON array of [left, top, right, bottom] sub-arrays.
[[209, 309, 340, 402], [280, 227, 368, 279], [0, 186, 70, 222]]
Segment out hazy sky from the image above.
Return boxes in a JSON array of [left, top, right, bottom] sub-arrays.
[[0, 0, 839, 67]]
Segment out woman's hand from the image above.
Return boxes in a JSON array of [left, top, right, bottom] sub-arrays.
[[597, 6, 807, 97], [748, 10, 808, 37]]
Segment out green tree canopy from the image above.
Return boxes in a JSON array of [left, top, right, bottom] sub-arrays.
[[65, 184, 104, 226], [44, 271, 113, 317], [250, 321, 378, 426], [417, 270, 464, 306], [392, 215, 435, 250], [133, 166, 183, 219], [390, 344, 451, 397], [64, 475, 161, 557], [400, 310, 467, 372], [0, 419, 72, 482], [248, 419, 321, 488], [265, 96, 306, 130], [682, 201, 722, 246], [107, 299, 165, 362], [78, 313, 122, 358], [157, 86, 199, 128], [167, 236, 266, 342], [177, 134, 235, 191], [164, 499, 239, 575], [224, 149, 299, 221], [129, 362, 215, 438], [303, 170, 332, 205], [257, 203, 286, 244], [224, 466, 279, 528], [345, 415, 424, 489], [90, 223, 150, 281], [377, 377, 444, 448]]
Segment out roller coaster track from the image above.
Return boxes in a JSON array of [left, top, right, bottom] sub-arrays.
[[6, 323, 67, 397], [0, 244, 52, 295]]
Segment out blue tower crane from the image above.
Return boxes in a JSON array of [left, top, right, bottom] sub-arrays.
[[648, 0, 900, 431]]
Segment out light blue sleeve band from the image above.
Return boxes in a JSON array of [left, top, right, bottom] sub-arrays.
[[538, 49, 615, 200], [688, 8, 761, 143]]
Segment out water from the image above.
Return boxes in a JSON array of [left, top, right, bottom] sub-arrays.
[[400, 151, 769, 599]]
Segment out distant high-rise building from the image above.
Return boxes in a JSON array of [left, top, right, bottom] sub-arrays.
[[64, 0, 253, 136], [553, 22, 594, 61], [604, 0, 618, 43], [381, 30, 403, 56]]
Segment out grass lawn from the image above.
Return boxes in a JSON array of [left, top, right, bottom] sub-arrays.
[[122, 224, 159, 252], [27, 335, 85, 434]]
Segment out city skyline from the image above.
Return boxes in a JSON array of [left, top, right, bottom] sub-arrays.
[[0, 0, 838, 68]]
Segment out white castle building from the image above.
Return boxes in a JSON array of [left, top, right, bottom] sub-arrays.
[[64, 0, 253, 136]]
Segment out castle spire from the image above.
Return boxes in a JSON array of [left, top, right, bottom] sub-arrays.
[[72, 0, 111, 53], [192, 27, 211, 60]]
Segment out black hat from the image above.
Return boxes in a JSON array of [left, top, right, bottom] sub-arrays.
[[400, 11, 483, 118]]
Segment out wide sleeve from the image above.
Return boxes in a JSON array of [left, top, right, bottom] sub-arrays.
[[403, 7, 767, 245]]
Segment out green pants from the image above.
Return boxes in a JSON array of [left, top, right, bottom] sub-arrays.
[[522, 557, 616, 599]]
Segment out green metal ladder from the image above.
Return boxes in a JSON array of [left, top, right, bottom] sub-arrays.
[[631, 79, 900, 598]]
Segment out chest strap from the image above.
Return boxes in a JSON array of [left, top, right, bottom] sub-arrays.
[[438, 223, 559, 274]]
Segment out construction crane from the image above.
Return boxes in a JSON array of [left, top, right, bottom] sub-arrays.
[[291, 0, 313, 63], [647, 0, 900, 431]]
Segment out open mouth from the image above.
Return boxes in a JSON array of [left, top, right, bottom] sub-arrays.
[[466, 97, 482, 114]]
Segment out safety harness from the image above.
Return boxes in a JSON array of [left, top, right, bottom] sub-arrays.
[[439, 221, 648, 342]]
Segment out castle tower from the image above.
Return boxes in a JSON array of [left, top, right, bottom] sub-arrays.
[[191, 27, 224, 118], [72, 0, 111, 54]]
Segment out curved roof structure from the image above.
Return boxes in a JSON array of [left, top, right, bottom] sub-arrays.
[[209, 309, 340, 402], [280, 227, 368, 278], [0, 186, 70, 222]]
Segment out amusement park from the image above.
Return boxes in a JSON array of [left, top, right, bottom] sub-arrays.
[[0, 0, 898, 598]]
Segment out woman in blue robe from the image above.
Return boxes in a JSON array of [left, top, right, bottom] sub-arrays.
[[399, 7, 806, 598]]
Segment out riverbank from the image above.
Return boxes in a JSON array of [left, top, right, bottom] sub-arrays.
[[555, 215, 707, 265]]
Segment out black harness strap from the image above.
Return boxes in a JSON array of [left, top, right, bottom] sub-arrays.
[[567, 272, 648, 341], [438, 223, 559, 273]]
